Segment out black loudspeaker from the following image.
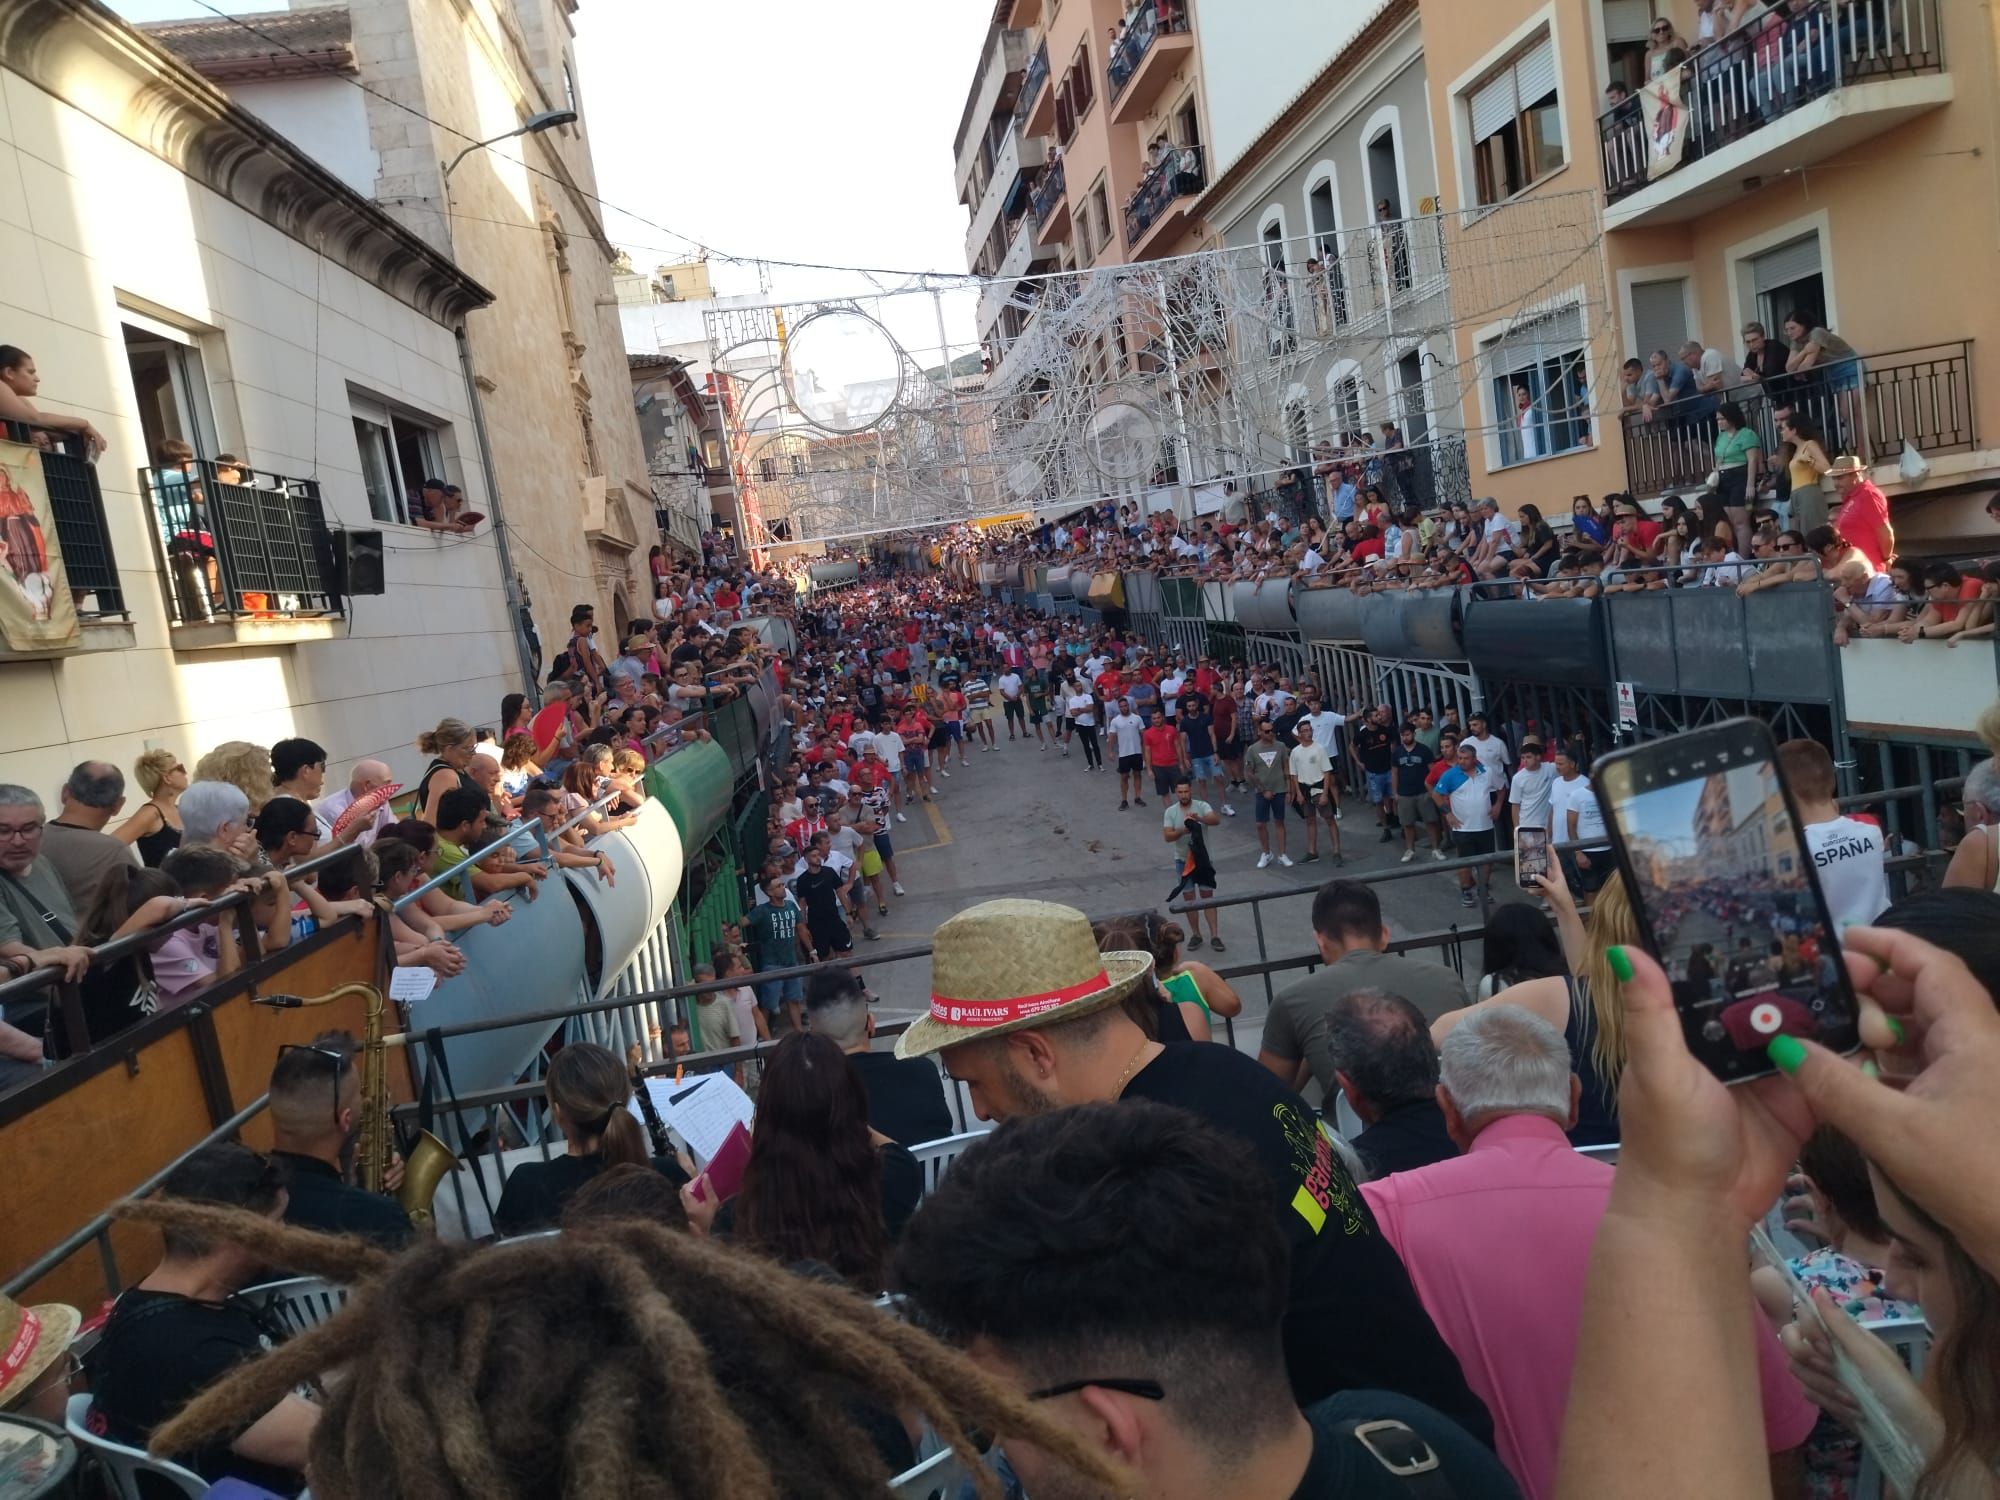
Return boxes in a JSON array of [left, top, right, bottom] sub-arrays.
[[330, 529, 386, 596]]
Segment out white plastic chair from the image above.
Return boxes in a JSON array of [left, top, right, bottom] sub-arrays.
[[64, 1393, 210, 1498], [908, 1130, 990, 1198], [236, 1276, 350, 1337], [887, 1444, 975, 1499]]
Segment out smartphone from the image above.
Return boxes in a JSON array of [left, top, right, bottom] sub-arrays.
[[1591, 718, 1861, 1083], [1514, 825, 1551, 886]]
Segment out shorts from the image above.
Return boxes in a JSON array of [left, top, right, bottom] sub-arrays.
[[892, 669, 911, 683], [873, 830, 894, 860], [943, 720, 964, 741], [1824, 357, 1863, 394], [903, 748, 928, 772], [1152, 764, 1180, 797], [1189, 754, 1219, 781], [1396, 793, 1440, 826], [1452, 828, 1498, 858], [1366, 771, 1393, 803], [1118, 753, 1144, 775], [859, 846, 885, 878], [1254, 791, 1287, 824], [755, 975, 804, 1014], [809, 921, 853, 956], [1003, 698, 1026, 721]]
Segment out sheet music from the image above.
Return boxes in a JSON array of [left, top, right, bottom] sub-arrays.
[[660, 1072, 755, 1163]]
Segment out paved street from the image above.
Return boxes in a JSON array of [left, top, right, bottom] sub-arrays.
[[859, 721, 1508, 1056]]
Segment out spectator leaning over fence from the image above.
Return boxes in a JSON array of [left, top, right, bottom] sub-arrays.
[[367, 838, 468, 977], [38, 760, 135, 914], [1260, 878, 1469, 1096], [0, 784, 93, 1086], [1361, 1005, 1814, 1500], [896, 898, 1494, 1439], [176, 778, 256, 864], [83, 1143, 318, 1492], [0, 344, 107, 455], [895, 1102, 1520, 1500]]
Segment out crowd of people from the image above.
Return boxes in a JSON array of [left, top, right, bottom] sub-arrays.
[[5, 552, 2000, 1500]]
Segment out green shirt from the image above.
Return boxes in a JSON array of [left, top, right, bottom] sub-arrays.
[[1243, 739, 1290, 796], [745, 898, 803, 971], [0, 858, 77, 950], [431, 839, 471, 903], [1714, 425, 1760, 469]]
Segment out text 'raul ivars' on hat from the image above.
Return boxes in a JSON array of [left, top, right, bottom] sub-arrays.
[[895, 899, 1153, 1059]]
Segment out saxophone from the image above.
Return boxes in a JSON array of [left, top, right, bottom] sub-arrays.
[[271, 983, 454, 1228]]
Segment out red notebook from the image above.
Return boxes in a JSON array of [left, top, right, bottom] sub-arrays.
[[691, 1121, 752, 1203]]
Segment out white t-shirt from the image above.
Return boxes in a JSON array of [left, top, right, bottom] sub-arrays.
[[846, 729, 876, 759], [998, 671, 1024, 700], [1508, 762, 1558, 830], [1255, 688, 1295, 719], [1804, 816, 1891, 930], [1551, 774, 1608, 843], [873, 729, 905, 762], [1484, 514, 1518, 552], [1108, 712, 1146, 758], [1696, 346, 1728, 388], [1466, 732, 1512, 784], [1301, 710, 1347, 753], [1442, 765, 1497, 832], [1289, 741, 1334, 788], [1067, 693, 1098, 727], [1160, 673, 1186, 713]]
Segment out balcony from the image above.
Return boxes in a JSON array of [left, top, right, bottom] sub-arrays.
[[1124, 146, 1206, 259], [964, 121, 1049, 268], [1016, 40, 1049, 128], [978, 216, 1052, 339], [1030, 158, 1069, 245], [1004, 0, 1042, 28], [1107, 2, 1194, 126], [1617, 341, 1974, 498], [1599, 0, 1948, 228], [144, 458, 344, 645], [1, 423, 127, 646]]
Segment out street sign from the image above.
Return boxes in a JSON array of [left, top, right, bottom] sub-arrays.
[[1616, 681, 1638, 731]]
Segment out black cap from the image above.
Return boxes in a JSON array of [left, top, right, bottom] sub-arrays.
[[421, 477, 447, 493]]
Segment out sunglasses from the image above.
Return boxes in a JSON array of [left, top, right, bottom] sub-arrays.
[[277, 1042, 351, 1126], [1028, 1377, 1165, 1403]]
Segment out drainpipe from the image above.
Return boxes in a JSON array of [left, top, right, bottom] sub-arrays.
[[456, 323, 540, 705]]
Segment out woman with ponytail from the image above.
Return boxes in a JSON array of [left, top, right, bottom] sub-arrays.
[[493, 1041, 665, 1234]]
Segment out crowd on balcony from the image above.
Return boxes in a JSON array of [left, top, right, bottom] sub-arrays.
[[8, 555, 2000, 1500]]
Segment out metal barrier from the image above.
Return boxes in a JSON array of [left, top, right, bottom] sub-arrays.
[[2, 421, 125, 618]]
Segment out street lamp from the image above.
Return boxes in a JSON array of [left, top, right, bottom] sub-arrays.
[[442, 109, 579, 181]]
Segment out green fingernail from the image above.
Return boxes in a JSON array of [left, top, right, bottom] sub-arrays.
[[1861, 1060, 1881, 1080], [1606, 945, 1634, 982], [1768, 1034, 1808, 1074], [1883, 1016, 1906, 1044]]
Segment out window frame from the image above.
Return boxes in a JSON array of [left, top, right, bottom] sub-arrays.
[[1453, 11, 1571, 212]]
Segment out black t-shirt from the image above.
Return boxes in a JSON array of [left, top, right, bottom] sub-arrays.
[[83, 1288, 302, 1496], [48, 953, 150, 1059], [1350, 1101, 1460, 1180], [273, 1151, 413, 1251], [493, 1152, 689, 1235], [1391, 744, 1434, 798], [794, 868, 849, 934], [1353, 724, 1394, 774], [847, 1049, 954, 1147], [1291, 1390, 1522, 1500], [1121, 1045, 1492, 1447], [1179, 710, 1216, 759]]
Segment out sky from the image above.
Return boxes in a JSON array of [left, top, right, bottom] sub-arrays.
[[573, 0, 990, 360]]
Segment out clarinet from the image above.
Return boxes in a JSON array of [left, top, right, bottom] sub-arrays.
[[626, 1043, 672, 1158]]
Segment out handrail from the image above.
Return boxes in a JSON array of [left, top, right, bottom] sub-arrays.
[[389, 789, 624, 912]]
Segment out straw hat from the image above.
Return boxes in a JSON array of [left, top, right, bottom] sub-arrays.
[[895, 899, 1154, 1060], [0, 1291, 80, 1410], [1825, 454, 1867, 477]]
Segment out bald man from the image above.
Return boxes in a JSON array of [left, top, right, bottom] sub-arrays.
[[315, 759, 397, 847]]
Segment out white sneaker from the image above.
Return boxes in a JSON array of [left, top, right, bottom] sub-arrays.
[[1256, 853, 1273, 869], [1222, 804, 1236, 817], [1432, 847, 1447, 860], [1061, 745, 1069, 756], [895, 812, 907, 823], [893, 881, 906, 896], [1277, 854, 1295, 867], [940, 768, 951, 778], [1400, 849, 1415, 863]]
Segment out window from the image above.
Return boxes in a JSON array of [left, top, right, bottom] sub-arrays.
[[351, 393, 446, 525], [123, 320, 220, 467], [562, 58, 578, 114], [1485, 305, 1590, 466], [702, 437, 722, 469], [758, 456, 778, 483], [1469, 33, 1565, 206], [1054, 42, 1095, 144], [1396, 349, 1430, 444], [1629, 277, 1690, 364], [1089, 183, 1112, 256], [1748, 234, 1825, 337]]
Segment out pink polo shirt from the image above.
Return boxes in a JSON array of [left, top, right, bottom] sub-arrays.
[[1361, 1115, 1816, 1500]]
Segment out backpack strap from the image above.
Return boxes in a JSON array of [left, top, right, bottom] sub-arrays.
[[1326, 1417, 1457, 1497]]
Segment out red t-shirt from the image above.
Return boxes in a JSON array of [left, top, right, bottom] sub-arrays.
[[1133, 665, 1161, 686], [826, 711, 854, 740], [883, 647, 910, 672], [785, 815, 827, 848], [1835, 479, 1892, 572], [1936, 576, 1984, 623], [901, 621, 921, 643], [1143, 724, 1183, 767], [1094, 670, 1125, 698], [1194, 666, 1221, 696], [713, 588, 740, 610], [1631, 518, 1663, 551], [1352, 536, 1386, 562]]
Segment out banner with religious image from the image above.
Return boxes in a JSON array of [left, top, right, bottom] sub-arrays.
[[0, 438, 82, 650], [1643, 67, 1690, 181]]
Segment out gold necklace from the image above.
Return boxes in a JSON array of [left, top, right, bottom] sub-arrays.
[[1111, 1039, 1157, 1099]]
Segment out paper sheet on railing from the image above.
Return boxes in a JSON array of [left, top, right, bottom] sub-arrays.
[[625, 1072, 755, 1164]]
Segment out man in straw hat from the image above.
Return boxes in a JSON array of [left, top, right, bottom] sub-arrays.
[[0, 1286, 80, 1422], [898, 898, 1492, 1445], [1824, 454, 1894, 574]]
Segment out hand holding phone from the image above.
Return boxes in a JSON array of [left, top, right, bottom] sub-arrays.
[[1592, 719, 1861, 1084]]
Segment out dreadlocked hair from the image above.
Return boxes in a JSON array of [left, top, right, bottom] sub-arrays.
[[119, 1203, 1133, 1500]]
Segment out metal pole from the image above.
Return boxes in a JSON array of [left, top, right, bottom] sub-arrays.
[[456, 325, 541, 703], [931, 286, 983, 527], [1152, 267, 1197, 525]]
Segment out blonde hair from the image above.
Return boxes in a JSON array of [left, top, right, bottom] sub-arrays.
[[133, 747, 180, 798], [612, 748, 645, 775], [1577, 873, 1638, 1098], [416, 718, 473, 757], [191, 741, 275, 811], [1977, 700, 2000, 762]]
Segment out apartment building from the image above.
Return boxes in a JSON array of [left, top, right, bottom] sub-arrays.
[[1421, 0, 2000, 548], [135, 0, 656, 644], [0, 0, 519, 793]]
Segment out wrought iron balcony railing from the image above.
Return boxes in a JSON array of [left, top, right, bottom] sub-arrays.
[[1107, 2, 1189, 101], [143, 458, 342, 625], [1015, 40, 1049, 125], [1124, 146, 1205, 247], [1030, 159, 1067, 226]]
